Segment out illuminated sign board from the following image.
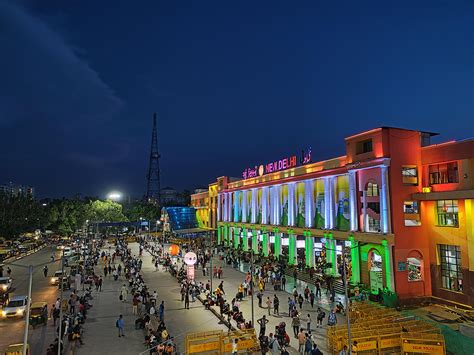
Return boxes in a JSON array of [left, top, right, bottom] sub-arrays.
[[242, 148, 312, 179]]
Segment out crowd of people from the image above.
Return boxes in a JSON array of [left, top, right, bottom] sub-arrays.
[[46, 240, 102, 354], [114, 238, 176, 355]]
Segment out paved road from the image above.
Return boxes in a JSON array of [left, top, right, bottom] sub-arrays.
[[0, 246, 61, 354]]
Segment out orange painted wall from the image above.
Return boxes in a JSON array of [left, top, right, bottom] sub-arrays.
[[386, 128, 432, 298]]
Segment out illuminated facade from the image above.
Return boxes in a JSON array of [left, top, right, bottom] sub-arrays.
[[212, 127, 474, 306]]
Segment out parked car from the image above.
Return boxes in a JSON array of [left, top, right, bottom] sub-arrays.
[[0, 277, 12, 293], [1, 296, 29, 318]]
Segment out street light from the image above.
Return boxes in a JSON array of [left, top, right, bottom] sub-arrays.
[[323, 239, 367, 355], [107, 191, 122, 201]]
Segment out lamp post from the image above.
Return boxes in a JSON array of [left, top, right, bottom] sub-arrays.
[[323, 240, 365, 355], [5, 257, 59, 355], [250, 249, 255, 328]]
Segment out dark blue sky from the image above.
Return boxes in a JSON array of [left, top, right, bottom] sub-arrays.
[[1, 0, 474, 198]]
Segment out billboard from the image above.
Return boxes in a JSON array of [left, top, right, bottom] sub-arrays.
[[296, 182, 305, 228], [334, 175, 350, 231], [313, 179, 325, 228], [280, 184, 289, 226]]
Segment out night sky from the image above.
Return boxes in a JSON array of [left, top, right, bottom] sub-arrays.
[[1, 1, 474, 198]]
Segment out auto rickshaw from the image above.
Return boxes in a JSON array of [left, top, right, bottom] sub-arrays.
[[29, 302, 47, 328], [4, 343, 29, 355], [59, 276, 70, 291]]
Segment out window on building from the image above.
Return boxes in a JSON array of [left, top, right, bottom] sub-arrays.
[[366, 182, 379, 197], [436, 200, 459, 227], [407, 257, 423, 281], [367, 216, 380, 232], [404, 201, 421, 226], [366, 202, 380, 214], [402, 165, 418, 185], [356, 139, 373, 154], [439, 244, 463, 292], [429, 162, 459, 184]]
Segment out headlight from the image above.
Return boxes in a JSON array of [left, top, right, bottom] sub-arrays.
[[16, 309, 24, 315], [51, 277, 57, 282], [1, 285, 7, 290], [1, 311, 6, 317]]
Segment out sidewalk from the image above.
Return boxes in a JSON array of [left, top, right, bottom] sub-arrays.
[[192, 255, 347, 354], [76, 242, 228, 355]]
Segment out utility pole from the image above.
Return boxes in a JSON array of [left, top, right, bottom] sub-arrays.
[[250, 249, 255, 328], [342, 253, 352, 354], [22, 265, 33, 355], [58, 248, 65, 355]]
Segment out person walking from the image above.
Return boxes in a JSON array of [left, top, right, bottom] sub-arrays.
[[297, 328, 306, 354], [184, 290, 190, 309], [266, 297, 272, 316], [120, 284, 128, 302], [159, 301, 164, 321], [98, 276, 103, 291], [257, 291, 263, 308], [309, 290, 315, 308], [132, 295, 139, 315], [298, 294, 304, 309], [315, 280, 322, 298], [306, 313, 312, 333], [292, 314, 301, 338], [116, 314, 125, 337], [273, 294, 279, 315], [316, 307, 325, 328]]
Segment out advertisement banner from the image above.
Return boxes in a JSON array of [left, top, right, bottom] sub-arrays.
[[334, 175, 350, 231], [280, 184, 289, 226], [313, 179, 325, 228], [247, 189, 252, 223], [296, 182, 305, 227]]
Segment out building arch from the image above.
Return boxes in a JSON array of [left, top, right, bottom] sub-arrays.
[[407, 249, 424, 282]]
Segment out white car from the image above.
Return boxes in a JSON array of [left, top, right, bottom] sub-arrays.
[[1, 296, 29, 318], [0, 277, 12, 293], [50, 270, 66, 285], [63, 247, 72, 257]]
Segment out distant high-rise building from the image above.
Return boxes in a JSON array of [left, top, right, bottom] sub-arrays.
[[0, 182, 34, 198]]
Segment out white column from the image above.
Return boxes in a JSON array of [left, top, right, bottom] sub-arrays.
[[380, 166, 391, 233], [251, 188, 257, 224], [225, 193, 230, 222], [227, 192, 231, 222], [305, 180, 314, 228], [273, 185, 281, 226], [349, 171, 358, 232], [217, 193, 222, 222], [362, 190, 367, 232]]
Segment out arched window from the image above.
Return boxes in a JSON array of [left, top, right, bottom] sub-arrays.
[[366, 181, 379, 197], [407, 250, 423, 282]]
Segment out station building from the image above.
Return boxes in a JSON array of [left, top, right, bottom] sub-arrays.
[[192, 127, 474, 307]]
